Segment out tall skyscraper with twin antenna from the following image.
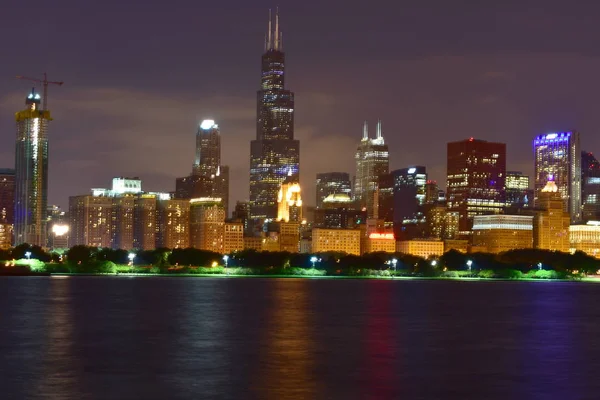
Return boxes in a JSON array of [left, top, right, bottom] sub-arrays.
[[249, 9, 299, 222], [354, 121, 389, 218]]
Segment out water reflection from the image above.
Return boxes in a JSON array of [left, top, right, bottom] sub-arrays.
[[253, 279, 317, 399]]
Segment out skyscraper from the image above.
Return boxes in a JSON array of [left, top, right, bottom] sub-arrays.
[[249, 9, 299, 220], [14, 89, 50, 246], [392, 166, 428, 225], [447, 138, 506, 233], [0, 169, 15, 249], [354, 121, 389, 218], [176, 120, 230, 212], [315, 172, 352, 208], [505, 171, 532, 208], [533, 132, 581, 223], [581, 151, 600, 221]]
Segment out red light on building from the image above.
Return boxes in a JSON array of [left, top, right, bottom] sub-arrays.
[[369, 233, 395, 240]]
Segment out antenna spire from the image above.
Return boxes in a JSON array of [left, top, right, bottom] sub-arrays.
[[363, 121, 369, 140], [376, 120, 382, 139], [267, 9, 273, 50], [274, 8, 280, 50]]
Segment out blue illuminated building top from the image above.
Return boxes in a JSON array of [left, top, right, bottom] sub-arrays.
[[534, 132, 573, 145]]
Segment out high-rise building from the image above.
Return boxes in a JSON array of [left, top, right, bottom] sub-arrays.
[[424, 180, 439, 204], [447, 138, 506, 233], [505, 171, 532, 208], [570, 221, 600, 258], [581, 151, 600, 222], [392, 166, 427, 224], [277, 176, 302, 222], [249, 10, 299, 221], [190, 197, 225, 253], [156, 199, 190, 249], [314, 194, 365, 230], [0, 169, 15, 249], [472, 215, 534, 253], [223, 221, 244, 254], [533, 179, 570, 252], [354, 121, 389, 218], [533, 132, 581, 223], [133, 194, 158, 251], [14, 90, 51, 246], [316, 172, 352, 209], [111, 195, 135, 250], [176, 120, 230, 213], [69, 195, 113, 248], [312, 228, 361, 255], [377, 173, 395, 227]]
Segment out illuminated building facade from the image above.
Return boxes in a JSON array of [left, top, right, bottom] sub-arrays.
[[581, 151, 600, 222], [111, 195, 135, 250], [277, 177, 302, 222], [176, 120, 230, 213], [133, 195, 157, 250], [396, 239, 444, 259], [190, 198, 225, 253], [69, 195, 113, 248], [425, 180, 439, 204], [354, 121, 389, 218], [46, 205, 68, 249], [363, 233, 396, 254], [316, 172, 352, 208], [156, 199, 190, 249], [312, 228, 361, 255], [279, 221, 300, 252], [447, 138, 506, 233], [392, 166, 427, 224], [505, 171, 532, 208], [533, 132, 581, 222], [250, 10, 299, 220], [377, 173, 395, 227], [0, 169, 15, 249], [14, 90, 50, 246], [314, 194, 365, 229], [243, 236, 263, 251], [533, 179, 570, 252], [223, 221, 244, 254], [472, 215, 533, 253], [569, 221, 600, 258]]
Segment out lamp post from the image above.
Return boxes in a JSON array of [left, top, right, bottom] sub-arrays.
[[466, 260, 473, 271], [537, 262, 542, 271], [431, 260, 437, 267], [128, 253, 135, 269], [310, 256, 318, 269], [25, 251, 31, 260], [223, 255, 229, 276]]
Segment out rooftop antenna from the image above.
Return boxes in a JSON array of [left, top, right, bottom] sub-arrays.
[[363, 121, 369, 140]]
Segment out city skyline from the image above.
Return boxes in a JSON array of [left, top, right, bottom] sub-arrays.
[[3, 2, 600, 211]]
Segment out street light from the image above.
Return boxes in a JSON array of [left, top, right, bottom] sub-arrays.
[[25, 251, 31, 260], [310, 256, 318, 268], [128, 253, 135, 267], [223, 255, 229, 267], [466, 260, 473, 271], [431, 260, 437, 267], [538, 262, 543, 270], [391, 258, 398, 271]]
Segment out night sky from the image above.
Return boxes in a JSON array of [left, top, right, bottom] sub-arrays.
[[2, 0, 600, 212]]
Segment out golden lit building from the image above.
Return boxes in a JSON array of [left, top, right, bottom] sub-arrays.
[[363, 232, 396, 253], [69, 195, 113, 248], [111, 195, 135, 250], [133, 194, 157, 250], [224, 221, 244, 254], [279, 221, 300, 252], [190, 198, 225, 253], [156, 199, 190, 249], [277, 178, 302, 222], [534, 179, 570, 252], [472, 215, 533, 253], [312, 228, 361, 255], [243, 236, 263, 251], [261, 232, 281, 252], [444, 239, 469, 253], [569, 221, 600, 258], [0, 223, 12, 250], [396, 239, 444, 259]]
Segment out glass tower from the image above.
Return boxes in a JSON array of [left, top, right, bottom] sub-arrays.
[[250, 9, 299, 220], [354, 121, 389, 218], [533, 132, 581, 223], [315, 172, 352, 209], [14, 89, 50, 246]]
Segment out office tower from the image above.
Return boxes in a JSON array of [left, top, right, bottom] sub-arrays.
[[223, 221, 244, 254], [424, 180, 439, 204], [533, 132, 581, 223], [133, 194, 157, 250], [447, 138, 506, 233], [377, 173, 394, 227], [0, 169, 15, 249], [570, 222, 600, 258], [391, 166, 427, 224], [277, 176, 302, 222], [505, 171, 532, 208], [354, 121, 389, 217], [472, 215, 534, 253], [156, 199, 190, 249], [249, 10, 299, 221], [316, 172, 352, 208], [232, 201, 251, 234], [14, 90, 51, 246], [581, 151, 600, 222], [69, 195, 113, 248], [534, 178, 570, 252], [312, 228, 361, 255], [176, 120, 230, 212], [111, 195, 135, 250], [314, 194, 366, 229], [46, 205, 68, 249], [190, 198, 225, 253]]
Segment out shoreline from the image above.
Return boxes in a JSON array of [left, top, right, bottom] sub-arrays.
[[2, 272, 599, 283]]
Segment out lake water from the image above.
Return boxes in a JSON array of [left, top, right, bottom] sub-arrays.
[[1, 277, 599, 399]]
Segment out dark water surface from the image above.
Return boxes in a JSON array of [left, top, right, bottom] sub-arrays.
[[1, 277, 599, 399]]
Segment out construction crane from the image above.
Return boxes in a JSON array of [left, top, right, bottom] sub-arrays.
[[15, 72, 64, 111]]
